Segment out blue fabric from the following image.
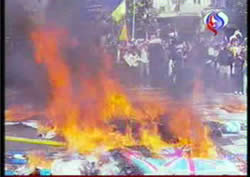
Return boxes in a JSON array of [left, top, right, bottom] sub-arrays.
[[171, 158, 188, 170], [6, 151, 26, 155], [132, 158, 155, 173], [5, 170, 16, 176], [39, 169, 51, 176], [225, 121, 241, 133], [6, 158, 27, 165], [194, 160, 215, 171], [146, 158, 166, 166]]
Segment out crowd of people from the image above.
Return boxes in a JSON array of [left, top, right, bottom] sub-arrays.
[[103, 25, 247, 96]]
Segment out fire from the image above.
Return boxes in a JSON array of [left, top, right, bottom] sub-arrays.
[[37, 123, 56, 136], [30, 26, 216, 158], [27, 152, 52, 170]]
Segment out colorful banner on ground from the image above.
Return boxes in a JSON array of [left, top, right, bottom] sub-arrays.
[[120, 148, 242, 175], [112, 0, 126, 23]]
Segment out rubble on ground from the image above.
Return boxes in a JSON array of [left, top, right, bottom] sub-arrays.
[[5, 145, 245, 175], [5, 95, 246, 175]]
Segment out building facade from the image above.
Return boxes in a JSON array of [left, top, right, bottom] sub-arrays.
[[152, 0, 213, 17]]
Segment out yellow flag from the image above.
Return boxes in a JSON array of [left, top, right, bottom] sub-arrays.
[[119, 24, 129, 41], [112, 0, 126, 23]]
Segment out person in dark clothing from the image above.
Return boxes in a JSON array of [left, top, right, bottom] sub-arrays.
[[197, 40, 208, 65], [172, 49, 183, 83], [217, 47, 234, 92], [148, 40, 165, 87], [167, 43, 181, 85], [218, 47, 233, 66], [233, 55, 244, 94]]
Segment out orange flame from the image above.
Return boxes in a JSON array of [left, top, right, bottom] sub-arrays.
[[30, 27, 216, 158], [27, 152, 52, 169]]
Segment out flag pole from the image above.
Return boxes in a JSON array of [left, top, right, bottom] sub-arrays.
[[132, 0, 136, 40]]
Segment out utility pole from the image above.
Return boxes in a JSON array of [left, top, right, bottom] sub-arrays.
[[132, 0, 136, 40]]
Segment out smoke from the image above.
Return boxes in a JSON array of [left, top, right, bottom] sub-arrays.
[[5, 0, 200, 109], [5, 0, 50, 108], [5, 0, 111, 108], [5, 1, 218, 156], [6, 0, 244, 109]]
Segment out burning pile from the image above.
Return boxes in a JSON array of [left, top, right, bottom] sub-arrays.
[[28, 26, 215, 158]]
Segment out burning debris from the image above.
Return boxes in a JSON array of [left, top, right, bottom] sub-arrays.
[[6, 96, 246, 175], [5, 1, 247, 175], [5, 146, 244, 176], [25, 26, 216, 158], [4, 23, 247, 175]]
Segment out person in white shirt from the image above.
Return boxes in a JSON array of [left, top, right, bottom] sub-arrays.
[[208, 45, 220, 72], [138, 43, 150, 87], [123, 49, 140, 67], [123, 48, 140, 87]]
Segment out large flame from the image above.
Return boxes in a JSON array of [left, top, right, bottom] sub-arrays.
[[30, 27, 216, 158], [27, 151, 52, 170]]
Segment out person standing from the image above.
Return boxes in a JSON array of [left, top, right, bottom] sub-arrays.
[[242, 43, 247, 95], [148, 34, 164, 87], [168, 41, 179, 84], [217, 45, 234, 92], [208, 45, 219, 67], [138, 42, 150, 87], [243, 58, 247, 95], [233, 52, 244, 95], [123, 47, 140, 87]]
